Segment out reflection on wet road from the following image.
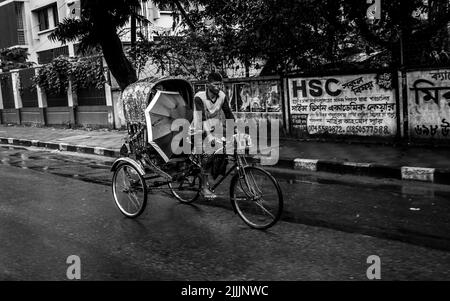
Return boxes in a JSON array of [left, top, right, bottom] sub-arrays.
[[0, 145, 113, 186], [1, 144, 450, 251]]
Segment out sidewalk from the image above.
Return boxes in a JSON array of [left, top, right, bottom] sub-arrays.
[[1, 124, 450, 185]]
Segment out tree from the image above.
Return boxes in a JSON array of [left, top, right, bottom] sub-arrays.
[[140, 0, 366, 75], [130, 24, 235, 79], [50, 0, 450, 85], [49, 0, 195, 90], [342, 0, 450, 67], [173, 0, 450, 74], [0, 47, 34, 71]]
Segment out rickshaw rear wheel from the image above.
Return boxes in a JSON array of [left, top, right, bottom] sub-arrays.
[[112, 162, 148, 218]]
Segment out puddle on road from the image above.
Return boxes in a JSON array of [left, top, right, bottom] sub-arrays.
[[273, 170, 450, 200], [1, 145, 111, 185], [401, 186, 436, 199]]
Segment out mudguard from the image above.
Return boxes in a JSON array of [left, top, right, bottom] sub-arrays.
[[110, 157, 146, 176]]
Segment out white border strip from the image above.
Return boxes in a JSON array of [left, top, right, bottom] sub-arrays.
[[401, 166, 435, 182], [342, 162, 372, 168], [294, 159, 318, 171], [94, 147, 107, 156]]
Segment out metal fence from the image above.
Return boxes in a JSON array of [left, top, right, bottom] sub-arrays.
[[0, 72, 14, 109], [19, 68, 38, 108]]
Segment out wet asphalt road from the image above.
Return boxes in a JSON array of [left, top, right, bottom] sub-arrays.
[[0, 145, 450, 280]]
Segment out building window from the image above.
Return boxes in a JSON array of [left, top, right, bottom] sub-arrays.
[[52, 4, 59, 26], [37, 45, 69, 64], [15, 2, 26, 44], [36, 3, 58, 32], [37, 7, 49, 31]]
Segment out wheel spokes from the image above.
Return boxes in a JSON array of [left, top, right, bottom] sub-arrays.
[[232, 167, 282, 229], [127, 190, 141, 210], [113, 164, 147, 217], [254, 199, 276, 219]]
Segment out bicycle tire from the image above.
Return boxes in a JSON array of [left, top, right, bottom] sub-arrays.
[[230, 166, 283, 230], [112, 162, 148, 218]]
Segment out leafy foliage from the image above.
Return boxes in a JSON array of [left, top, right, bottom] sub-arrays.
[[0, 47, 34, 71], [342, 0, 450, 67], [49, 0, 143, 52], [146, 0, 450, 75], [32, 56, 106, 95], [133, 0, 376, 76], [129, 27, 234, 79], [48, 0, 450, 83]]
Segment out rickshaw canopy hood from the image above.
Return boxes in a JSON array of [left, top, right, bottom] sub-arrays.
[[121, 76, 194, 124]]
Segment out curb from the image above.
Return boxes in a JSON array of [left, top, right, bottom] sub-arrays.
[[2, 136, 450, 186], [0, 137, 121, 158], [292, 158, 450, 186]]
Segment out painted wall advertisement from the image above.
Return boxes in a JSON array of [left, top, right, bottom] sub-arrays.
[[407, 69, 450, 140], [194, 80, 283, 125], [288, 73, 397, 137]]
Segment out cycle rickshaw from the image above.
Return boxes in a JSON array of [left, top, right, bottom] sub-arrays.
[[111, 77, 283, 229]]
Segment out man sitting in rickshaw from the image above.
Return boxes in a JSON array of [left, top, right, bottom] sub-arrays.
[[191, 72, 235, 200]]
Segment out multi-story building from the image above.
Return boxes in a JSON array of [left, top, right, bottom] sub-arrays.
[[0, 0, 176, 129], [0, 0, 174, 65]]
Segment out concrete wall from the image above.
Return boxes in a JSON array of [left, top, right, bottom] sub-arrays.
[[2, 64, 450, 145], [45, 106, 71, 125], [1, 108, 20, 124], [76, 105, 112, 128], [407, 68, 450, 141], [21, 107, 44, 125], [287, 72, 398, 140], [0, 67, 115, 128]]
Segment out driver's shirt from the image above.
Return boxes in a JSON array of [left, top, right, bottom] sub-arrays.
[[193, 90, 235, 132]]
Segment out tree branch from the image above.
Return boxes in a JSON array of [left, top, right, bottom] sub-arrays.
[[173, 0, 196, 31]]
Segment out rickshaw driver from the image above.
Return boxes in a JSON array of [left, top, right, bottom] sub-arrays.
[[191, 72, 235, 200]]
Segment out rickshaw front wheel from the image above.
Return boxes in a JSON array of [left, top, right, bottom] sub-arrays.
[[230, 166, 283, 230]]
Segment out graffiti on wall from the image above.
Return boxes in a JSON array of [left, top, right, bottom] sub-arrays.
[[407, 69, 450, 140], [288, 73, 397, 137]]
